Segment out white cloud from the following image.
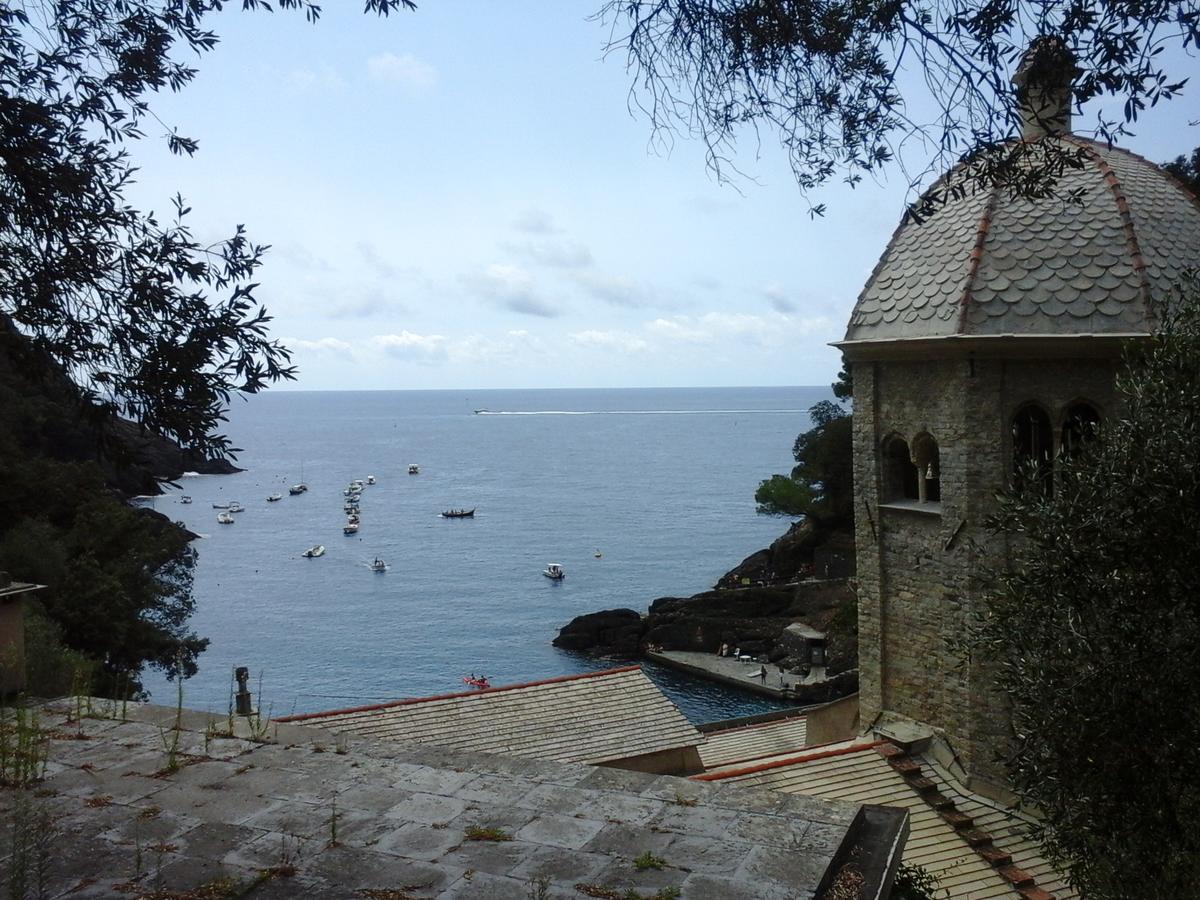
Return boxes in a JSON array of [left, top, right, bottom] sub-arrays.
[[370, 331, 448, 362], [284, 337, 355, 355], [286, 64, 346, 91], [464, 264, 561, 318], [762, 282, 797, 313], [648, 312, 832, 348], [367, 52, 437, 91], [512, 209, 559, 234], [568, 329, 650, 354], [503, 238, 593, 269], [573, 270, 650, 308]]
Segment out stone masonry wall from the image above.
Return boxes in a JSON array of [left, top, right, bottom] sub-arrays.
[[853, 351, 1120, 790]]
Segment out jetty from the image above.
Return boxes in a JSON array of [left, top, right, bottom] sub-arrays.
[[645, 648, 854, 703]]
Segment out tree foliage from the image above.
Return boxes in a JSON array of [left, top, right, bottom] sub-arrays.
[[599, 1, 1198, 209], [756, 397, 853, 527], [1163, 145, 1200, 195], [971, 273, 1200, 898], [0, 0, 414, 460]]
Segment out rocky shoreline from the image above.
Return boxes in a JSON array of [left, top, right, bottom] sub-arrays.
[[554, 519, 859, 702]]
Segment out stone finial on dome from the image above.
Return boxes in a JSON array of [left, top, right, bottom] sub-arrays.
[[1012, 37, 1076, 139]]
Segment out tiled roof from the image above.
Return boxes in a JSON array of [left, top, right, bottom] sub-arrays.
[[276, 666, 703, 766], [844, 137, 1200, 344], [698, 716, 810, 770], [700, 740, 1075, 899], [19, 696, 892, 899]]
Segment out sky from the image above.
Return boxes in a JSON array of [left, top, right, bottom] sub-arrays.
[[126, 2, 1200, 391]]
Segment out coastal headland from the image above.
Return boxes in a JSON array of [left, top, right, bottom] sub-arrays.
[[555, 519, 859, 705]]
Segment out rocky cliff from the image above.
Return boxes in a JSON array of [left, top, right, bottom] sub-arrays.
[[554, 525, 858, 678]]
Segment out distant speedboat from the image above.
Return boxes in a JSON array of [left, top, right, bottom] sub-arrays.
[[370, 557, 388, 573], [473, 409, 488, 415], [441, 509, 475, 518], [344, 522, 359, 535], [266, 494, 282, 502], [302, 545, 325, 558], [408, 464, 420, 475], [543, 563, 565, 580], [216, 512, 235, 525]]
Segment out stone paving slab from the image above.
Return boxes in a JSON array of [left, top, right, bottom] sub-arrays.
[[0, 698, 890, 898]]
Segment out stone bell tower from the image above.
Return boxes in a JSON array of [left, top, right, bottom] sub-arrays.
[[837, 41, 1200, 794]]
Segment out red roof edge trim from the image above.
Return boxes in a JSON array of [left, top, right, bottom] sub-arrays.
[[274, 665, 643, 722], [691, 739, 887, 781]]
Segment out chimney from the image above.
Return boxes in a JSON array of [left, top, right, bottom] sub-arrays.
[[1012, 37, 1076, 139]]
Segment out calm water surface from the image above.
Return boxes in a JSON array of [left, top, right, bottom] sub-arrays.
[[142, 387, 824, 724]]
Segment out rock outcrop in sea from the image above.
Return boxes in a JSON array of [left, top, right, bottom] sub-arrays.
[[554, 520, 858, 691]]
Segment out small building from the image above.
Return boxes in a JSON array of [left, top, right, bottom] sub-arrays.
[[277, 665, 708, 775], [0, 571, 42, 696]]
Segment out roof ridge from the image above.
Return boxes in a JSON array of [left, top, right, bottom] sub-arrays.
[[955, 181, 1002, 335], [881, 743, 1060, 899], [691, 739, 885, 782], [275, 664, 643, 722], [1065, 136, 1153, 323]]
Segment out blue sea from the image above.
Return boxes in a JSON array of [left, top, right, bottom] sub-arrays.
[[141, 387, 826, 724]]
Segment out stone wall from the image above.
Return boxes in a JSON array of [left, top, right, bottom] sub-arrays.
[[852, 350, 1121, 790]]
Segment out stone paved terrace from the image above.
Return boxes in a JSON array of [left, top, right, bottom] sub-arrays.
[[0, 698, 905, 898]]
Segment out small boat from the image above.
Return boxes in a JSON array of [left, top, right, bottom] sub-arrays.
[[594, 550, 603, 559], [344, 522, 359, 535], [180, 496, 192, 504], [441, 509, 475, 518], [343, 486, 362, 497], [289, 483, 308, 495], [351, 479, 365, 489], [370, 557, 388, 573], [463, 676, 490, 689], [217, 512, 235, 524], [228, 501, 244, 513], [302, 545, 325, 558], [366, 475, 376, 485], [408, 464, 420, 475], [473, 408, 488, 415], [212, 502, 230, 510], [343, 501, 360, 513], [347, 513, 360, 525], [266, 494, 282, 502], [543, 563, 565, 580]]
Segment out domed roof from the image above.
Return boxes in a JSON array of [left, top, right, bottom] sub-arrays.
[[842, 137, 1200, 346]]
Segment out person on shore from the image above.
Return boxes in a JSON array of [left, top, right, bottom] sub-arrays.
[[733, 646, 740, 659], [759, 665, 767, 683]]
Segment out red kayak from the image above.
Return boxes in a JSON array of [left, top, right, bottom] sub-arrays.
[[462, 676, 490, 690]]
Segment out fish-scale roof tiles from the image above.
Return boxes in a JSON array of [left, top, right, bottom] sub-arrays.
[[844, 138, 1200, 344], [276, 666, 703, 766]]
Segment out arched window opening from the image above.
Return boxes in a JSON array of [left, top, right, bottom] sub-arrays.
[[912, 433, 941, 503], [1012, 405, 1053, 494], [1061, 402, 1102, 458], [882, 435, 919, 502]]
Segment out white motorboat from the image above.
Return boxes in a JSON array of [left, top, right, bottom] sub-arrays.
[[408, 463, 420, 475], [180, 496, 192, 504], [347, 513, 360, 525], [212, 502, 229, 509], [543, 563, 565, 580], [370, 557, 388, 573], [267, 494, 282, 502], [366, 475, 376, 485], [344, 522, 359, 535], [217, 512, 235, 524], [344, 486, 362, 497], [302, 545, 325, 558], [289, 483, 308, 495], [228, 501, 244, 513]]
